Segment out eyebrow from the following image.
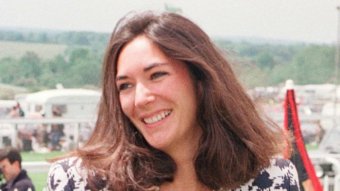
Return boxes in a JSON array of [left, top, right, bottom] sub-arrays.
[[116, 62, 167, 81]]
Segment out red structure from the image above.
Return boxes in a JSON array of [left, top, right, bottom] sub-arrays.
[[283, 80, 322, 191]]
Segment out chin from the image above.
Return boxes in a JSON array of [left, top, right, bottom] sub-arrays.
[[147, 139, 169, 151]]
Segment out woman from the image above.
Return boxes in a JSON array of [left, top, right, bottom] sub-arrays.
[[47, 11, 300, 191]]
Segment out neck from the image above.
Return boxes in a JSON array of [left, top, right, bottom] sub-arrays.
[[160, 156, 210, 191], [160, 127, 205, 190]]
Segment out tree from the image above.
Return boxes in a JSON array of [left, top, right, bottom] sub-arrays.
[[20, 52, 42, 77], [0, 57, 19, 83], [291, 45, 334, 84], [256, 52, 275, 69]]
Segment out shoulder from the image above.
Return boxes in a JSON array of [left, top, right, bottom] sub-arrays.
[[12, 182, 35, 191], [47, 157, 90, 191], [12, 170, 35, 191], [233, 158, 300, 191], [263, 158, 300, 180]]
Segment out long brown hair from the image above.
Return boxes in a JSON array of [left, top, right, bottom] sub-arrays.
[[77, 11, 283, 190]]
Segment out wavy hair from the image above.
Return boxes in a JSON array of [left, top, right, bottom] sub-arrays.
[[77, 11, 283, 190]]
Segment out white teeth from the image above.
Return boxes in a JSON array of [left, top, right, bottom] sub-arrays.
[[144, 110, 171, 124]]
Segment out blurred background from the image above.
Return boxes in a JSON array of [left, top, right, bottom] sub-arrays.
[[0, 0, 339, 94], [1, 0, 340, 190]]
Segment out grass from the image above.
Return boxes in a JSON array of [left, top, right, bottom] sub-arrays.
[[28, 172, 48, 191], [21, 151, 65, 162], [21, 151, 65, 190], [0, 41, 67, 60], [306, 142, 319, 151]]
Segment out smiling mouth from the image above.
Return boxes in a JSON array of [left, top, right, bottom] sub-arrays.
[[143, 110, 172, 124]]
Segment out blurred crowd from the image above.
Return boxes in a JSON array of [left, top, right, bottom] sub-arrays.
[[1, 103, 90, 153]]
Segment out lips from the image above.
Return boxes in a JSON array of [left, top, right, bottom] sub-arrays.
[[143, 110, 172, 124]]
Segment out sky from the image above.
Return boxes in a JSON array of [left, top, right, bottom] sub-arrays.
[[0, 0, 340, 44]]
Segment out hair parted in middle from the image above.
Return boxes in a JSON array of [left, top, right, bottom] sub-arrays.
[[77, 11, 283, 191]]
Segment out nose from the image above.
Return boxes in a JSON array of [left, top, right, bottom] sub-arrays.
[[134, 83, 155, 107]]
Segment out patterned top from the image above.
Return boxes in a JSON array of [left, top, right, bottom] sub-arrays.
[[47, 157, 300, 191]]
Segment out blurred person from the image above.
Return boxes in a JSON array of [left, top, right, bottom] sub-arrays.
[[8, 106, 19, 118], [16, 103, 24, 117], [48, 108, 65, 151], [0, 148, 35, 191], [302, 180, 314, 191], [8, 103, 24, 118], [48, 125, 65, 151], [290, 150, 314, 191], [26, 112, 49, 153], [47, 11, 300, 191], [17, 112, 43, 152], [288, 142, 316, 191]]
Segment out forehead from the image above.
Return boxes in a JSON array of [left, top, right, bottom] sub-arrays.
[[116, 36, 169, 71], [0, 158, 10, 166]]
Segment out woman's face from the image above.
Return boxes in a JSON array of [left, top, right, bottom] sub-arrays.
[[116, 35, 201, 154]]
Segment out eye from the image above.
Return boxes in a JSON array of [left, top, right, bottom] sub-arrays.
[[117, 83, 132, 92], [150, 71, 168, 80]]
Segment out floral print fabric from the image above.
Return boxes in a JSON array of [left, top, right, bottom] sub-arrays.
[[47, 157, 300, 191]]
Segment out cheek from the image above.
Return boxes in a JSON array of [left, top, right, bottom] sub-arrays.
[[164, 77, 196, 101], [3, 166, 9, 174], [119, 95, 133, 116]]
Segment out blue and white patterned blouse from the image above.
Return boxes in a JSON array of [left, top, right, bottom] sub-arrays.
[[47, 157, 300, 191]]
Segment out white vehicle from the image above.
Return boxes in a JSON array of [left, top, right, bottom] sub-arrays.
[[10, 88, 102, 150], [23, 88, 101, 119]]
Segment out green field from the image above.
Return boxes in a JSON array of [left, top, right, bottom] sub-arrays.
[[21, 151, 65, 191], [28, 172, 48, 191], [21, 151, 65, 162], [0, 41, 67, 60]]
